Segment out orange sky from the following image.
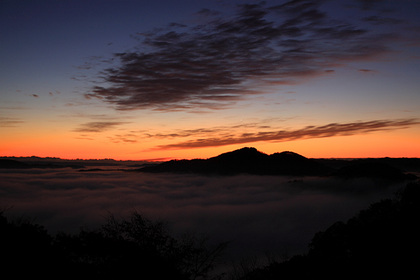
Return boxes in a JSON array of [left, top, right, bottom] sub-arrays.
[[2, 123, 419, 160]]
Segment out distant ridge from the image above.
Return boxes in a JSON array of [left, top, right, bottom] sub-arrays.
[[138, 147, 332, 176], [2, 148, 418, 179], [138, 147, 419, 179], [333, 161, 417, 181], [0, 158, 84, 169], [0, 159, 30, 169]]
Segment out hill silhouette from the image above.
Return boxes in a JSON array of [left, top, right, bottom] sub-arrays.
[[0, 158, 84, 169], [237, 181, 420, 279], [333, 160, 417, 181], [0, 159, 31, 169], [138, 147, 419, 180], [138, 147, 332, 176]]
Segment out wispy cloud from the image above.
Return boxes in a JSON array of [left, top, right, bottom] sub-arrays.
[[145, 123, 269, 139], [74, 121, 128, 133], [363, 15, 403, 25], [108, 133, 139, 143], [156, 119, 420, 149], [0, 117, 24, 128], [358, 68, 377, 73], [85, 1, 404, 111], [72, 118, 419, 148]]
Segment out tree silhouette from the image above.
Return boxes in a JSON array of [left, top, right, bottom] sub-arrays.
[[235, 182, 420, 279], [0, 211, 226, 279], [0, 212, 58, 278]]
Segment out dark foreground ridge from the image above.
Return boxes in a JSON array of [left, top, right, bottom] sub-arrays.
[[138, 147, 418, 179], [239, 181, 420, 279]]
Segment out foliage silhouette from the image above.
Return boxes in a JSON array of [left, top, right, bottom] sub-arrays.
[[235, 181, 420, 279], [0, 213, 58, 277], [0, 211, 227, 279]]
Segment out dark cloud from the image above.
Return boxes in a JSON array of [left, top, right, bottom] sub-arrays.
[[49, 90, 61, 96], [85, 1, 402, 111], [358, 68, 376, 73], [157, 119, 419, 149], [74, 121, 127, 133], [356, 0, 386, 10]]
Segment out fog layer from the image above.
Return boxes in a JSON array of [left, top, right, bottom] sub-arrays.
[[0, 168, 406, 261]]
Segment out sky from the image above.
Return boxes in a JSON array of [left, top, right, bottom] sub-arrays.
[[1, 0, 420, 160]]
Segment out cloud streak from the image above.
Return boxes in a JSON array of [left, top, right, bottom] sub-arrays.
[[156, 119, 419, 149], [85, 1, 403, 111], [74, 121, 128, 133], [0, 117, 24, 128]]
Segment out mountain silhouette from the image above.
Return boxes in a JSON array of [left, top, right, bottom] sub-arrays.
[[333, 161, 417, 181], [0, 158, 84, 169], [138, 147, 331, 176], [236, 182, 420, 279]]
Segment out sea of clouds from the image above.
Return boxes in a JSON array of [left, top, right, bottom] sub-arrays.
[[0, 167, 407, 263]]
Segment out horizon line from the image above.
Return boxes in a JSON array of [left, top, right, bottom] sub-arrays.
[[2, 152, 420, 162]]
